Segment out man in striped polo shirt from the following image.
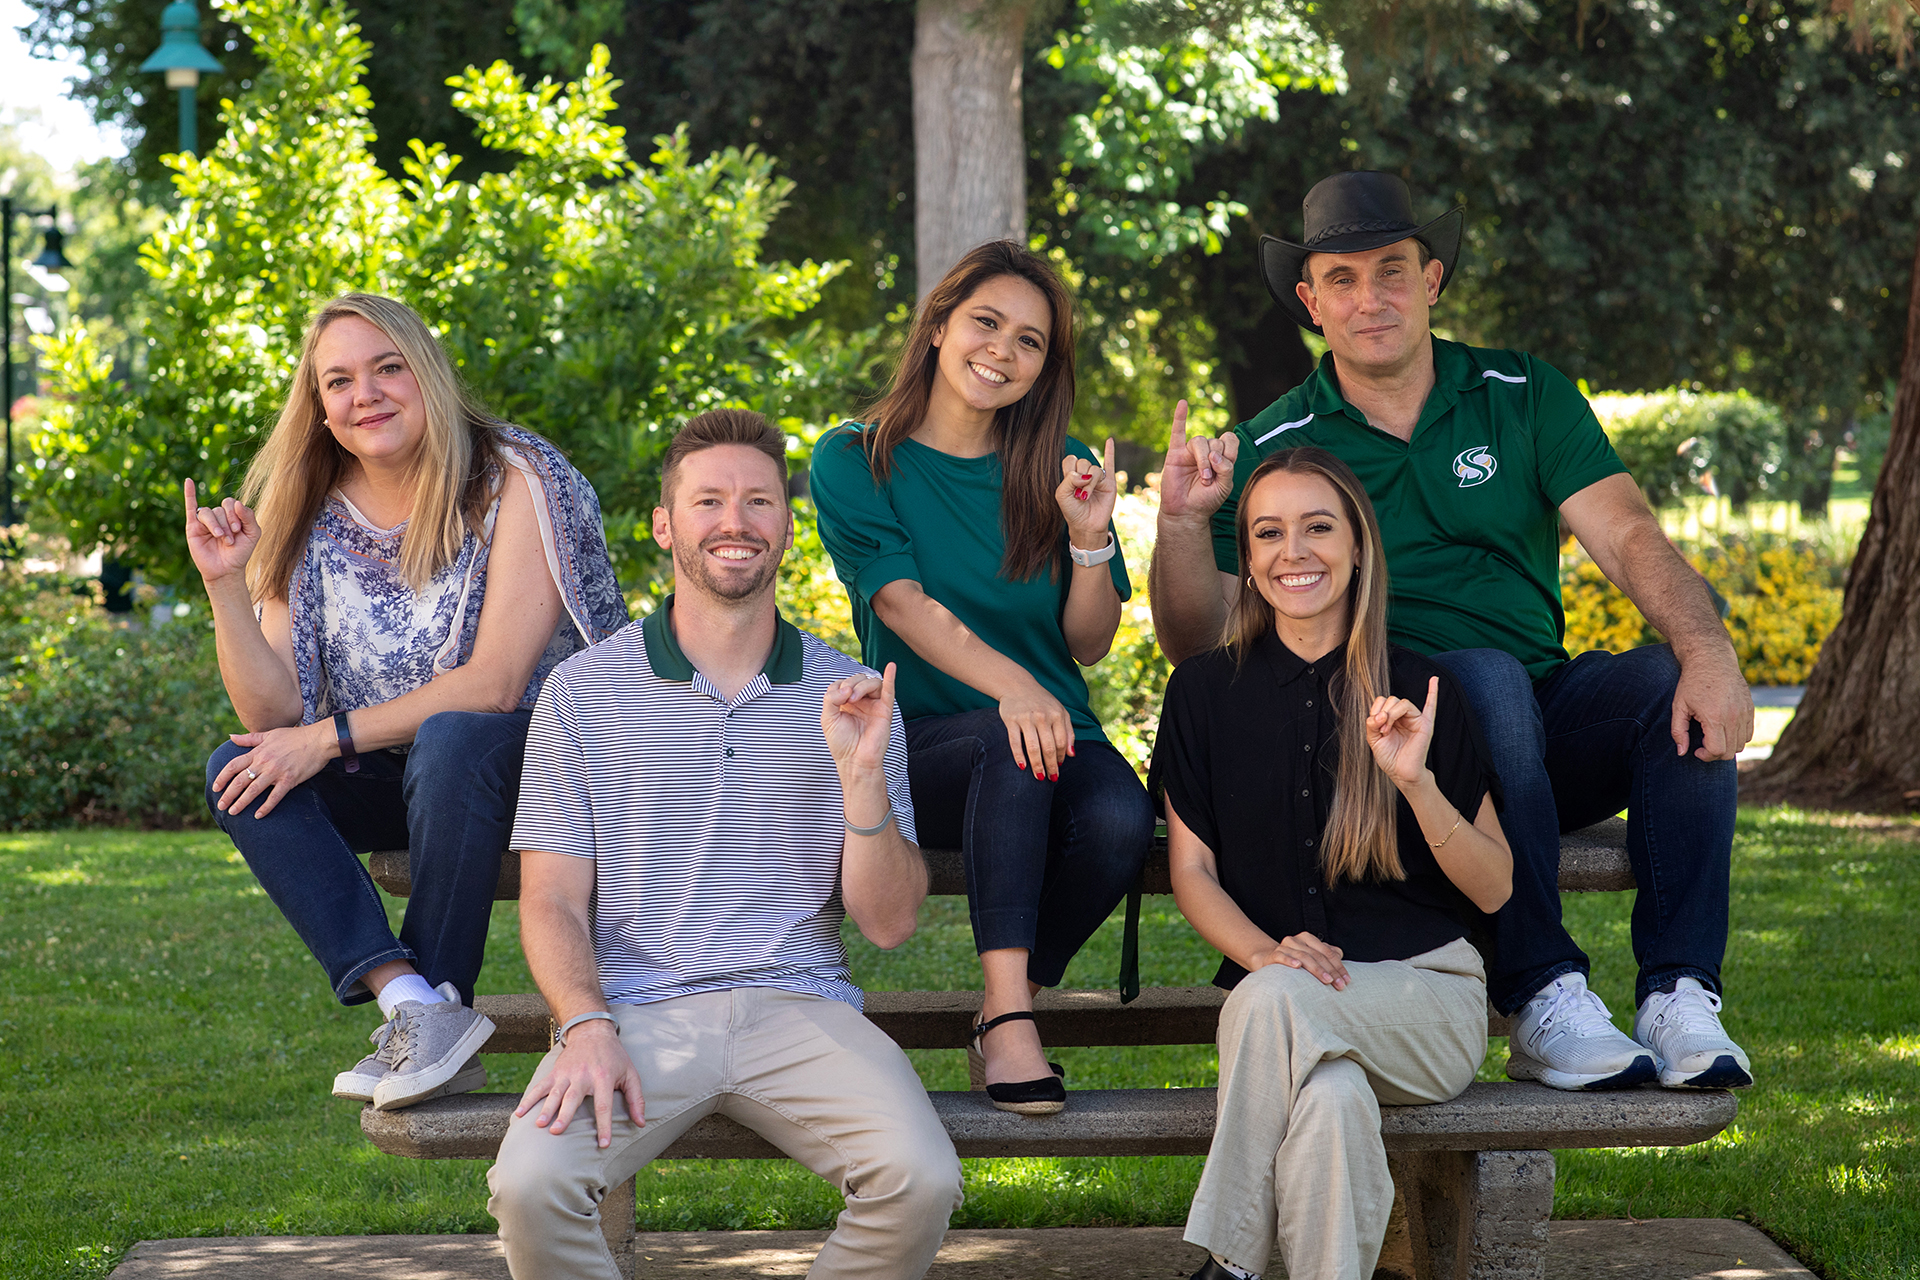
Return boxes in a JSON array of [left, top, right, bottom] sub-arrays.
[[487, 410, 961, 1280], [1151, 172, 1754, 1105]]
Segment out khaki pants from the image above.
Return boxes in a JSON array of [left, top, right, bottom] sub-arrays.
[[487, 987, 963, 1280], [1184, 938, 1488, 1279]]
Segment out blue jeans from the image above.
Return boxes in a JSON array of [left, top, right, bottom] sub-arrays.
[[1430, 646, 1733, 1014], [905, 709, 1154, 987], [206, 709, 531, 1007]]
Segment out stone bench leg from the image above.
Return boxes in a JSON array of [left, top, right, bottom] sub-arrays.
[[600, 1175, 636, 1279], [1382, 1150, 1554, 1280]]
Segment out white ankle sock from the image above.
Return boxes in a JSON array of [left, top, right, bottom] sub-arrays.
[[1212, 1255, 1260, 1280], [376, 974, 443, 1017]]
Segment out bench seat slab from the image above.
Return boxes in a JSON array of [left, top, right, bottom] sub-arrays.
[[359, 1081, 1733, 1162]]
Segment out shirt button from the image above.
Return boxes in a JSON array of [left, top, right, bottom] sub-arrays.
[[724, 748, 735, 759], [1303, 743, 1311, 751], [1307, 887, 1319, 895], [1305, 838, 1314, 847], [1301, 789, 1310, 797], [1305, 700, 1312, 707]]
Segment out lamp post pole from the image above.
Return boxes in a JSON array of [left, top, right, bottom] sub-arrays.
[[1, 200, 66, 528]]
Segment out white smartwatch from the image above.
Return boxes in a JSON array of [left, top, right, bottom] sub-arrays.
[[1068, 532, 1117, 567]]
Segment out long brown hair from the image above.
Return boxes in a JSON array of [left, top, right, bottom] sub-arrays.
[[859, 241, 1077, 581], [242, 294, 511, 602], [1225, 447, 1402, 884]]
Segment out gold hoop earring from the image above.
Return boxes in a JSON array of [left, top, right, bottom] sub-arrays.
[[1246, 575, 1254, 589]]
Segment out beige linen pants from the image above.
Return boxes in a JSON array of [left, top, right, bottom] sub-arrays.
[[1184, 938, 1489, 1279], [487, 987, 963, 1280]]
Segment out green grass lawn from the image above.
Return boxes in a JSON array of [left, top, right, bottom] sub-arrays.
[[1, 810, 1914, 1279]]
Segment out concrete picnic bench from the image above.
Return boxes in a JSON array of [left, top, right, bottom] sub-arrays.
[[361, 817, 1736, 1280]]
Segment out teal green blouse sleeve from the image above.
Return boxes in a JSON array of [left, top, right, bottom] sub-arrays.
[[808, 424, 922, 604]]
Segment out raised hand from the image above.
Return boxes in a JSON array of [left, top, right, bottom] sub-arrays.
[[1157, 400, 1239, 524], [1366, 676, 1439, 789], [822, 662, 899, 775], [183, 478, 260, 586], [1055, 436, 1119, 548]]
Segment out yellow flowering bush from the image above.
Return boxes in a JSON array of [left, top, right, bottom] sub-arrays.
[[1085, 482, 1176, 777], [1560, 533, 1846, 686]]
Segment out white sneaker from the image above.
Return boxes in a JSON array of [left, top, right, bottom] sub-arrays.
[[1634, 978, 1754, 1089], [1505, 973, 1658, 1090]]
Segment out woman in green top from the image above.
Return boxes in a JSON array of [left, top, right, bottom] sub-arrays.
[[811, 241, 1154, 1116]]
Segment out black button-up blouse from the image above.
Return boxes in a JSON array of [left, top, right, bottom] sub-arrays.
[[1153, 632, 1502, 990]]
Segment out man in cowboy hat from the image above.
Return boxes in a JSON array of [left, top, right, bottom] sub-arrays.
[[1150, 171, 1754, 1100]]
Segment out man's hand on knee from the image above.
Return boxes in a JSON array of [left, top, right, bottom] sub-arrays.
[[516, 1020, 644, 1149], [1670, 648, 1753, 761]]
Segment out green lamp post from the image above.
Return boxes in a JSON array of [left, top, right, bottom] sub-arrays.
[[1, 205, 69, 527], [137, 1, 224, 155]]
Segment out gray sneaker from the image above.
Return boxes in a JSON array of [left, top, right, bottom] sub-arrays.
[[334, 982, 489, 1103], [371, 990, 497, 1111], [332, 1018, 404, 1102]]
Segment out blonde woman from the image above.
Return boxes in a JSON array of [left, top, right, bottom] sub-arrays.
[[1153, 447, 1512, 1280], [186, 294, 626, 1112]]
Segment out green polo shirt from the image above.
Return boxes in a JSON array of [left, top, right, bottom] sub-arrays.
[[1209, 339, 1628, 680], [810, 424, 1130, 742]]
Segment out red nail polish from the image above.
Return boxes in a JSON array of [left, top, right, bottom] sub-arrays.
[[1049, 772, 1058, 781]]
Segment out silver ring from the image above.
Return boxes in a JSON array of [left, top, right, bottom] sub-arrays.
[[246, 768, 258, 780]]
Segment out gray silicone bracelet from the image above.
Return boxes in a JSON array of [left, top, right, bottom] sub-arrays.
[[555, 1010, 619, 1048], [844, 806, 895, 837]]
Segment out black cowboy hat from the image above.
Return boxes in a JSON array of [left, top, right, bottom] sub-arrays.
[[1258, 171, 1464, 335]]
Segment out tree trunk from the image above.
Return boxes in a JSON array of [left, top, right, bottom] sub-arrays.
[[1747, 229, 1920, 811], [912, 0, 1030, 299]]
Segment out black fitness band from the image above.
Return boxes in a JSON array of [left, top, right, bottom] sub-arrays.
[[333, 710, 360, 774]]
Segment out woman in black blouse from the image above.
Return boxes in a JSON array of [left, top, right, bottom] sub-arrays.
[[1155, 447, 1513, 1280]]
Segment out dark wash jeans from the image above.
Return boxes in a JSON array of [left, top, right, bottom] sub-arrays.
[[1430, 645, 1733, 1014], [905, 709, 1154, 988], [206, 709, 531, 1007]]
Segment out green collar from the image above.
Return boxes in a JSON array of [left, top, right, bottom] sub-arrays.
[[1306, 339, 1485, 436], [640, 595, 806, 686]]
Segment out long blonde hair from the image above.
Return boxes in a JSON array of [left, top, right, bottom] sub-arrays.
[[242, 294, 510, 601], [1224, 447, 1403, 884]]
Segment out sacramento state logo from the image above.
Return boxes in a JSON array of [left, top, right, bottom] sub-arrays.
[[1452, 446, 1498, 488]]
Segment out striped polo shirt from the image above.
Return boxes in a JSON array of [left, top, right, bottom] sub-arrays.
[[510, 597, 917, 1011]]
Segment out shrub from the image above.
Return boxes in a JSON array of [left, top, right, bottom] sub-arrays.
[[1593, 390, 1790, 509], [0, 569, 240, 829], [1560, 529, 1848, 686], [24, 0, 860, 592]]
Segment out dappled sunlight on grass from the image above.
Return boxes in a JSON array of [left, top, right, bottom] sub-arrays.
[[1, 809, 1914, 1276]]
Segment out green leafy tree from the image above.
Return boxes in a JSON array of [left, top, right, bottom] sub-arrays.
[[22, 0, 858, 589]]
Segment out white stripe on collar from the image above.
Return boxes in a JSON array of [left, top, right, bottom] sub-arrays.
[[1482, 370, 1527, 384], [1253, 413, 1317, 446]]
